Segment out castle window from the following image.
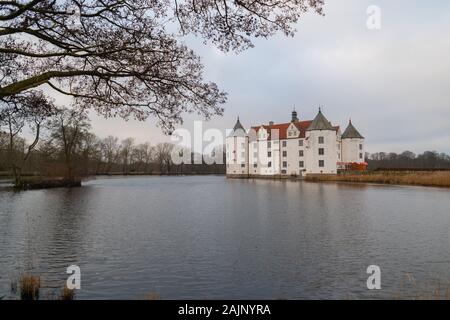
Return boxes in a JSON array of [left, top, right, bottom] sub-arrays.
[[253, 163, 258, 168], [268, 151, 272, 157], [360, 153, 363, 159], [282, 151, 287, 157], [241, 164, 245, 168], [282, 141, 287, 147], [319, 160, 325, 167], [318, 136, 324, 144], [359, 144, 363, 150], [299, 140, 303, 146], [299, 150, 304, 157], [319, 148, 324, 155], [283, 161, 287, 168], [267, 141, 271, 148], [299, 161, 304, 168], [268, 161, 272, 168]]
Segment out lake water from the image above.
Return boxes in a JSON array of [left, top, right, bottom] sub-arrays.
[[0, 176, 449, 299]]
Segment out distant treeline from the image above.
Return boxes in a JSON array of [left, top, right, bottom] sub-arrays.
[[0, 107, 225, 186], [367, 151, 450, 170], [2, 105, 449, 186]]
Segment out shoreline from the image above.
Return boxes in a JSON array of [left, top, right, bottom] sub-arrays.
[[304, 171, 450, 189], [2, 172, 450, 191]]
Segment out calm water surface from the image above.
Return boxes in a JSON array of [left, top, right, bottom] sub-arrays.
[[0, 176, 449, 299]]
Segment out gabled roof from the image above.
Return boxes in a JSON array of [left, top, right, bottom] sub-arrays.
[[306, 109, 334, 131], [250, 120, 313, 140], [342, 120, 364, 139], [249, 120, 340, 141]]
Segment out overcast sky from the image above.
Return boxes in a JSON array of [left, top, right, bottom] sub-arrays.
[[50, 0, 450, 154]]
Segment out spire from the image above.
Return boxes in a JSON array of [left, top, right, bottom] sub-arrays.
[[342, 119, 364, 139], [306, 108, 334, 131], [291, 108, 299, 122], [233, 116, 244, 131]]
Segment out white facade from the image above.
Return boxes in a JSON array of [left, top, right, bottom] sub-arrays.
[[342, 138, 365, 163], [226, 110, 366, 177], [304, 129, 338, 174], [226, 132, 249, 175]]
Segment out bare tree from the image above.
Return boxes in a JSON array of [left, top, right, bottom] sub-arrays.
[[0, 91, 56, 184], [79, 131, 101, 175], [120, 137, 134, 174], [0, 0, 323, 132], [155, 142, 174, 174], [48, 106, 90, 182], [140, 142, 154, 174], [101, 135, 119, 174], [131, 142, 153, 173]]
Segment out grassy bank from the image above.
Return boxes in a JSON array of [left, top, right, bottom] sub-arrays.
[[12, 177, 81, 190], [305, 171, 450, 188]]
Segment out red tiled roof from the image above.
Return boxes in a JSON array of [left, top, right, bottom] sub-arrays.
[[250, 120, 338, 140]]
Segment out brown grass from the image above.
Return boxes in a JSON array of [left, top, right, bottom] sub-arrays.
[[20, 275, 40, 300], [144, 292, 161, 300], [391, 276, 450, 300], [305, 171, 450, 188], [60, 285, 75, 300]]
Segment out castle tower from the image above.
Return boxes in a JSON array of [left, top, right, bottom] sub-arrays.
[[291, 109, 299, 122], [341, 119, 365, 164], [305, 108, 338, 174], [226, 117, 249, 177]]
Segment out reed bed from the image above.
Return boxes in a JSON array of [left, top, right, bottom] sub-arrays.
[[305, 171, 450, 187], [60, 285, 75, 300], [19, 275, 41, 300]]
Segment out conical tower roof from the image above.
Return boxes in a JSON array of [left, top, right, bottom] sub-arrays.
[[229, 117, 246, 137], [342, 120, 364, 139], [306, 108, 334, 131]]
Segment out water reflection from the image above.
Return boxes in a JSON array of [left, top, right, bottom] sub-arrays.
[[0, 176, 449, 299]]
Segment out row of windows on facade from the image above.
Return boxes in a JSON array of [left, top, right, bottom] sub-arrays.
[[265, 149, 314, 158], [236, 160, 324, 169], [238, 139, 362, 151], [232, 150, 362, 160], [234, 149, 362, 159], [262, 150, 362, 159]]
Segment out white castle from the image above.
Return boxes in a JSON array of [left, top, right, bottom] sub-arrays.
[[226, 109, 366, 178]]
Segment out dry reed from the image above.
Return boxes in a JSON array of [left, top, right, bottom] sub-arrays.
[[20, 275, 40, 300], [305, 171, 450, 187]]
